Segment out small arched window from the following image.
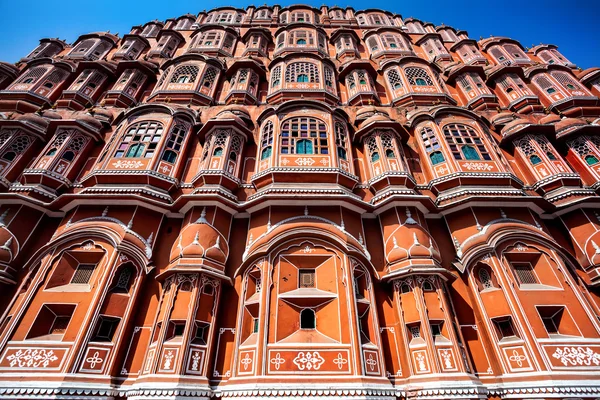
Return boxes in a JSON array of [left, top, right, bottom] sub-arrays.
[[530, 154, 542, 165], [387, 69, 404, 90], [170, 65, 199, 84], [461, 145, 480, 160], [300, 309, 316, 329], [2, 152, 16, 161], [61, 151, 75, 161], [334, 122, 349, 161], [422, 281, 434, 291], [585, 155, 599, 165], [546, 87, 556, 94], [400, 284, 411, 294], [546, 151, 557, 160], [405, 67, 434, 86], [213, 147, 223, 156], [478, 268, 493, 290], [201, 67, 218, 89], [46, 148, 57, 156], [371, 152, 380, 162], [111, 265, 134, 293], [260, 121, 274, 161], [271, 66, 281, 87], [385, 149, 396, 159], [430, 151, 444, 165], [285, 62, 320, 84]]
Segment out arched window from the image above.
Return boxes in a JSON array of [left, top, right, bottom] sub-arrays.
[[442, 124, 491, 161], [114, 122, 164, 159], [405, 67, 434, 86], [585, 155, 599, 165], [46, 148, 57, 156], [213, 147, 223, 156], [334, 122, 349, 161], [422, 281, 434, 291], [551, 71, 587, 93], [430, 151, 444, 165], [400, 284, 411, 293], [280, 117, 328, 155], [478, 268, 493, 289], [347, 74, 356, 89], [271, 66, 281, 87], [285, 62, 320, 83], [260, 121, 273, 160], [201, 67, 218, 89], [300, 309, 316, 329], [530, 154, 542, 165], [546, 151, 556, 160], [170, 65, 199, 84], [386, 149, 396, 158], [111, 265, 134, 293], [420, 126, 445, 165], [461, 145, 480, 160], [371, 152, 380, 162], [387, 69, 404, 90], [161, 124, 187, 164]]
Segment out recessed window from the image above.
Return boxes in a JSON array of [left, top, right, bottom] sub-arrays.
[[252, 318, 259, 333], [70, 264, 96, 284], [530, 154, 542, 165], [299, 269, 315, 288], [409, 325, 420, 338], [415, 78, 427, 86], [492, 317, 517, 340], [422, 281, 434, 291], [586, 155, 600, 165], [300, 309, 316, 329], [478, 268, 494, 289], [193, 322, 209, 345], [538, 306, 562, 334], [546, 87, 556, 94], [512, 262, 538, 285], [566, 84, 576, 90], [92, 316, 120, 342], [371, 152, 380, 162], [296, 39, 306, 45], [430, 322, 443, 337], [430, 151, 444, 165], [27, 304, 76, 340], [546, 151, 557, 160], [297, 74, 309, 83]]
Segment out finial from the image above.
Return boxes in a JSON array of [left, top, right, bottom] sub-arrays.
[[127, 216, 134, 229], [214, 236, 221, 248], [392, 236, 399, 249], [193, 231, 200, 245], [500, 209, 507, 219], [0, 209, 9, 226], [413, 232, 420, 246], [304, 206, 309, 216], [196, 207, 207, 223], [146, 232, 154, 245], [340, 217, 345, 231], [593, 240, 600, 254], [405, 207, 417, 225], [102, 206, 109, 217], [358, 233, 364, 245]]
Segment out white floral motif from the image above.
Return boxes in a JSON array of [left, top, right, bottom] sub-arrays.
[[112, 160, 144, 169], [163, 350, 175, 370], [461, 162, 493, 171], [240, 353, 253, 371], [320, 158, 329, 166], [270, 353, 285, 370], [295, 158, 315, 166], [415, 353, 427, 371], [333, 353, 347, 370], [85, 351, 104, 369], [552, 346, 600, 366], [293, 351, 325, 370], [440, 349, 453, 369], [281, 158, 290, 165], [365, 353, 377, 371], [191, 352, 201, 371], [436, 165, 449, 174], [302, 245, 314, 253], [508, 350, 527, 367], [7, 349, 59, 368]]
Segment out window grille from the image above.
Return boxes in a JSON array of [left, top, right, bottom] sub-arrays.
[[367, 37, 379, 52], [334, 122, 348, 160], [478, 268, 493, 289], [284, 62, 320, 83], [3, 134, 33, 161], [114, 121, 164, 159], [280, 117, 328, 155], [504, 44, 528, 60], [387, 69, 404, 90], [39, 69, 68, 91], [16, 67, 48, 85], [170, 65, 199, 84], [357, 15, 366, 25], [512, 262, 538, 285], [201, 67, 218, 88], [156, 67, 171, 89], [142, 24, 160, 37], [71, 264, 96, 284], [493, 318, 516, 339], [457, 75, 473, 92], [551, 71, 586, 93], [260, 121, 274, 160], [490, 47, 508, 62], [324, 67, 334, 88], [162, 124, 188, 163], [405, 67, 434, 86], [299, 270, 315, 287], [410, 325, 420, 338], [222, 34, 235, 53], [291, 12, 309, 22], [113, 266, 133, 292], [442, 124, 491, 161], [381, 34, 407, 51], [346, 74, 356, 90]]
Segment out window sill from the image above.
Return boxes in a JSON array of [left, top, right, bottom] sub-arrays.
[[518, 284, 562, 291], [498, 336, 523, 344], [44, 284, 91, 292]]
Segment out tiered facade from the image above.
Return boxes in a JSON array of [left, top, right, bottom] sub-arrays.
[[1, 5, 600, 400]]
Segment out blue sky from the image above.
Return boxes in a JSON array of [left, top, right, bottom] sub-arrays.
[[0, 0, 598, 69]]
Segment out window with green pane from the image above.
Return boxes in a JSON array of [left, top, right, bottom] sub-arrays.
[[280, 117, 328, 155], [115, 121, 164, 159], [442, 123, 491, 161]]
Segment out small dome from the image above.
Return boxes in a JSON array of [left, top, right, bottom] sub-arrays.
[[502, 117, 533, 135], [75, 113, 104, 130], [41, 110, 63, 120], [358, 112, 394, 130], [539, 114, 562, 125], [555, 117, 587, 132], [91, 108, 115, 125], [490, 112, 516, 128], [355, 106, 387, 121], [169, 209, 229, 265], [16, 113, 49, 130], [385, 224, 441, 267]]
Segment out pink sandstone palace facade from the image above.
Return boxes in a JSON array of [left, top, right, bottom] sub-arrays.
[[1, 4, 600, 399]]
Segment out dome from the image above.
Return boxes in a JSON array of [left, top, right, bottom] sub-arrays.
[[91, 107, 115, 125], [73, 112, 103, 131], [16, 113, 49, 130], [539, 114, 562, 125], [169, 208, 229, 266], [355, 106, 387, 121], [490, 112, 516, 128], [385, 222, 441, 268]]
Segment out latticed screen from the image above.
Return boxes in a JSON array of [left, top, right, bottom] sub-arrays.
[[201, 68, 218, 88], [114, 122, 164, 159], [334, 122, 348, 160], [170, 65, 199, 84], [552, 71, 585, 92], [442, 124, 491, 161], [260, 121, 273, 160], [280, 117, 328, 155], [285, 62, 320, 83], [71, 264, 96, 284], [512, 262, 538, 285], [162, 124, 187, 163], [299, 270, 315, 288], [405, 67, 434, 86], [387, 69, 403, 89]]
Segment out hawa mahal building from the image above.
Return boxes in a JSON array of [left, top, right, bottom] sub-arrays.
[[1, 4, 600, 400]]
